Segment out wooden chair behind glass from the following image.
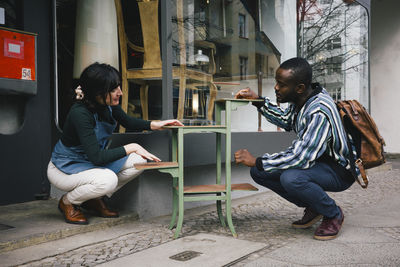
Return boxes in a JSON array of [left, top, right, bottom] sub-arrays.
[[114, 0, 217, 130]]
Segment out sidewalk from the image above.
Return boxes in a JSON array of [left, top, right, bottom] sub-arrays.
[[0, 160, 399, 266]]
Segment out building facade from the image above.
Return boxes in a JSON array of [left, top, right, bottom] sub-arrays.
[[2, 0, 397, 219]]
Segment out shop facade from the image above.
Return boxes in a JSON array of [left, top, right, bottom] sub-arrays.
[[1, 0, 384, 219]]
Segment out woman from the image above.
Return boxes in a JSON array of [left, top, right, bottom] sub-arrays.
[[47, 62, 183, 225]]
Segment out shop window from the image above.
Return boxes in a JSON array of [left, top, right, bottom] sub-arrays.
[[53, 0, 369, 132]]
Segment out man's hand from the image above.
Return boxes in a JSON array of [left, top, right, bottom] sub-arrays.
[[234, 87, 259, 99], [234, 149, 256, 167]]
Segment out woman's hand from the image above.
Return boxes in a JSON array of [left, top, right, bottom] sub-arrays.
[[150, 119, 184, 130], [234, 87, 259, 99], [123, 143, 161, 162]]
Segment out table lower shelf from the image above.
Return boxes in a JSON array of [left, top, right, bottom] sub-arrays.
[[134, 162, 178, 170]]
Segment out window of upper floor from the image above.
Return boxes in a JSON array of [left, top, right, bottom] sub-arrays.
[[238, 13, 246, 38]]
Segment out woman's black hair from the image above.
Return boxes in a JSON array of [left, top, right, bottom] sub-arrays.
[[77, 62, 121, 110]]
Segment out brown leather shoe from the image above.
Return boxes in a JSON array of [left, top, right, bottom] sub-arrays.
[[314, 207, 344, 240], [81, 198, 119, 218], [58, 197, 88, 225], [292, 207, 322, 229]]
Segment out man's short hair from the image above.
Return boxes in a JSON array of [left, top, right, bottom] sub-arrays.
[[279, 57, 312, 89]]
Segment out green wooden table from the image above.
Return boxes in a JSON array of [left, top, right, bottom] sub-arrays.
[[136, 99, 261, 238]]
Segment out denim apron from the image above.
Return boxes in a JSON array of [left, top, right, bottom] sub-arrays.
[[51, 107, 128, 175]]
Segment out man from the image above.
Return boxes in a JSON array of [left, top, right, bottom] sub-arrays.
[[234, 57, 355, 240]]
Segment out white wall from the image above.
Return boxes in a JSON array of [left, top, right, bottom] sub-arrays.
[[370, 0, 400, 153]]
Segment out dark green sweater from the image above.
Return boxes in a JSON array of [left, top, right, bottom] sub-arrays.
[[60, 102, 151, 166]]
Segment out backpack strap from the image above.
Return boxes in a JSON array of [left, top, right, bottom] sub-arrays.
[[344, 135, 368, 188]]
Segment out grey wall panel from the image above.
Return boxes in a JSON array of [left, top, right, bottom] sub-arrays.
[[0, 0, 52, 205], [107, 131, 296, 219]]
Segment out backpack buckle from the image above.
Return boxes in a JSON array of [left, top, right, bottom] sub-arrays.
[[355, 158, 368, 188]]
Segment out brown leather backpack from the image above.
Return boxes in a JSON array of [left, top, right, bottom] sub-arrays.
[[336, 100, 386, 188]]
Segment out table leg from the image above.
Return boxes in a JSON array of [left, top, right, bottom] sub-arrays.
[[169, 177, 178, 229], [216, 132, 226, 226], [225, 100, 237, 238], [169, 130, 178, 229], [174, 128, 185, 238]]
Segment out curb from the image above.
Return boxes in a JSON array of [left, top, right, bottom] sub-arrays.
[[0, 211, 138, 253]]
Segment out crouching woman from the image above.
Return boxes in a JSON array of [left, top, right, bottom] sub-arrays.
[[47, 62, 182, 224]]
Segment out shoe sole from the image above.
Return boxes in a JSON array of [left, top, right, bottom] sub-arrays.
[[313, 233, 338, 240], [292, 214, 323, 229], [58, 205, 89, 225]]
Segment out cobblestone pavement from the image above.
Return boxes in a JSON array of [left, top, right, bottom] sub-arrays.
[[17, 168, 400, 267], [18, 224, 175, 267]]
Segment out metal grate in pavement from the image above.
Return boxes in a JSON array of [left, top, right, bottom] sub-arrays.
[[169, 250, 202, 261]]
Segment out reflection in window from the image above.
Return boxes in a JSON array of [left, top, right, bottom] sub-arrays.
[[328, 87, 341, 101], [327, 37, 341, 50], [238, 13, 246, 38], [171, 0, 296, 131], [239, 57, 248, 80], [326, 56, 342, 75], [298, 0, 369, 107]]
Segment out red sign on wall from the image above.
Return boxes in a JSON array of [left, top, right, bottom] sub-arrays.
[[0, 28, 36, 81]]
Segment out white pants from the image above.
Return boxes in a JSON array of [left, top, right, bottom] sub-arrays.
[[47, 153, 146, 205]]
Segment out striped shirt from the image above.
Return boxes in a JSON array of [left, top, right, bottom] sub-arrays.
[[257, 88, 356, 174]]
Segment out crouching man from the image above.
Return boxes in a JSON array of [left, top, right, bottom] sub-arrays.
[[234, 57, 355, 240]]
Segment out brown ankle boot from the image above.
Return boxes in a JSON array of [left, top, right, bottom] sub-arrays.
[[58, 197, 88, 225], [81, 198, 119, 218], [314, 207, 344, 240]]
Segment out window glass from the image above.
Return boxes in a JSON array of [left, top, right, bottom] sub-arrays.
[[55, 0, 162, 129], [54, 0, 369, 132], [298, 0, 369, 106], [171, 0, 297, 131]]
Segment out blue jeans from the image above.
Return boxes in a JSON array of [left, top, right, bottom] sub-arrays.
[[250, 162, 353, 218]]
